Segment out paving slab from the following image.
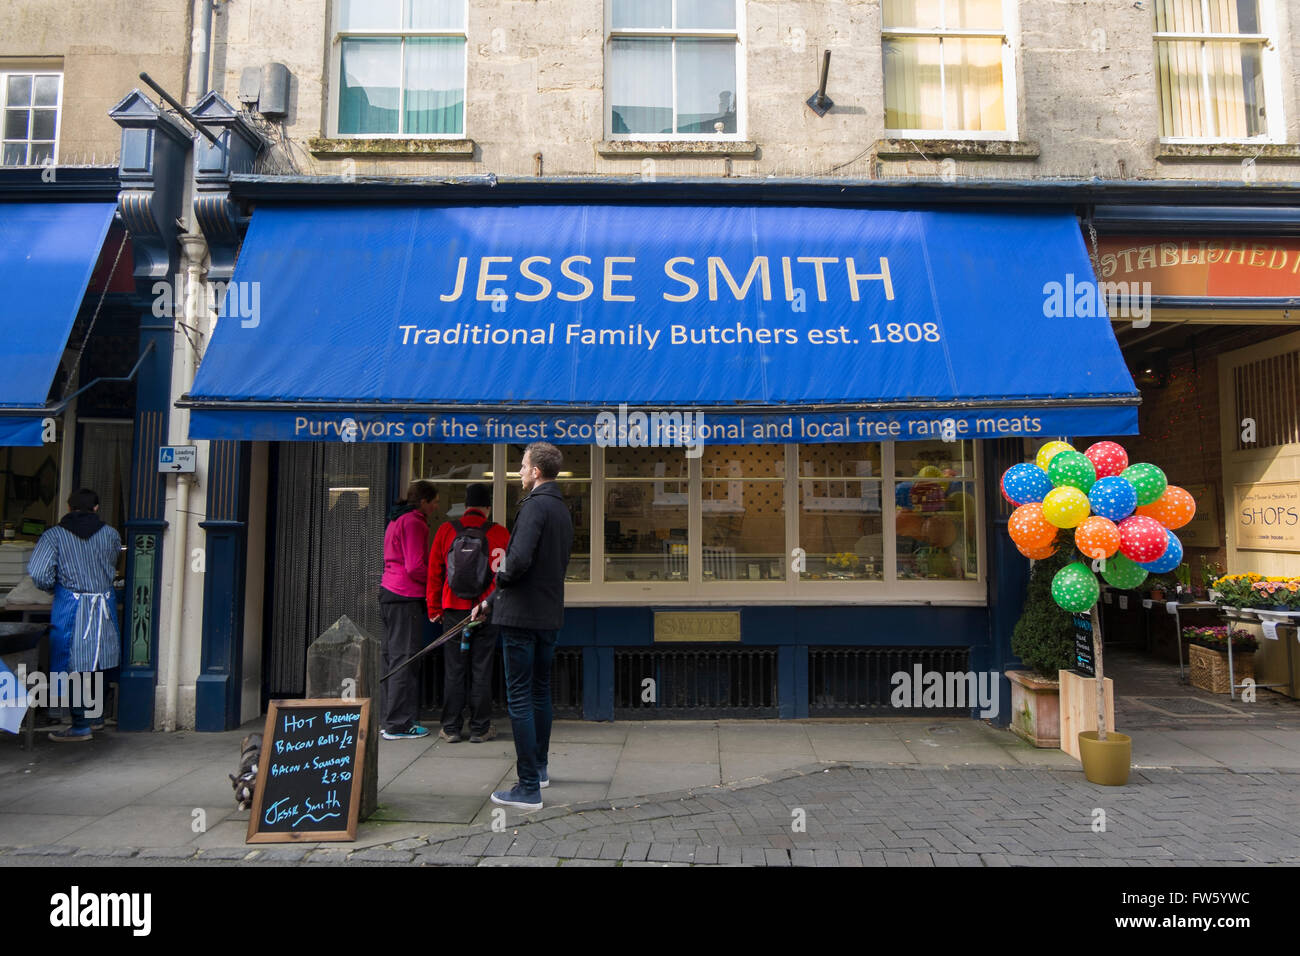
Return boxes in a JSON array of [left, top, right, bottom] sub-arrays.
[[0, 812, 99, 846], [608, 761, 719, 798], [54, 805, 232, 848], [719, 751, 814, 782], [383, 754, 515, 797], [370, 792, 484, 824]]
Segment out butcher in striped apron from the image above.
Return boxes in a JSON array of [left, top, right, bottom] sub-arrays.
[[27, 488, 122, 742]]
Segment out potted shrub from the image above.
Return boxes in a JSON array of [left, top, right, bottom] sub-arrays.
[[1184, 625, 1258, 693], [1007, 550, 1074, 748], [1173, 562, 1194, 603]]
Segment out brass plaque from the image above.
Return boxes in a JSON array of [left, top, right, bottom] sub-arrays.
[[654, 611, 741, 643]]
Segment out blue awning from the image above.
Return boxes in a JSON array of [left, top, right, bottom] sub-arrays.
[[186, 203, 1139, 443], [0, 202, 117, 446]]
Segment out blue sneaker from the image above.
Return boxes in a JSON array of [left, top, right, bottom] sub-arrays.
[[49, 726, 93, 743], [539, 764, 550, 789], [381, 724, 430, 740], [491, 784, 542, 811]]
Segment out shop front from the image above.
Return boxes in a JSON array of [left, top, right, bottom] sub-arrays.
[[179, 196, 1139, 725], [1091, 223, 1300, 694], [0, 187, 138, 603]]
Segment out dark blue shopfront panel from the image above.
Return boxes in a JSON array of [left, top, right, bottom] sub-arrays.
[[188, 203, 1138, 441], [0, 202, 117, 444]]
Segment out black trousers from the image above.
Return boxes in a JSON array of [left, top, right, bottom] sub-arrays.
[[439, 607, 497, 736], [378, 592, 426, 733]]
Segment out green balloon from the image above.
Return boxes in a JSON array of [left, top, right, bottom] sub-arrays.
[[1052, 562, 1100, 612], [1047, 450, 1097, 493], [1122, 463, 1167, 506], [1100, 553, 1148, 590]]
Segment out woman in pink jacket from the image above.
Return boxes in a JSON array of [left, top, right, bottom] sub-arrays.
[[378, 480, 440, 739]]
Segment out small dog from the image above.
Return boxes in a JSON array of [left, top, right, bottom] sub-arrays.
[[229, 733, 262, 810]]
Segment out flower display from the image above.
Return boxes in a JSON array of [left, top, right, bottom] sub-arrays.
[[1180, 625, 1259, 651]]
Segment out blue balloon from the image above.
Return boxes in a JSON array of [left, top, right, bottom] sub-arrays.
[[1138, 530, 1183, 573], [1002, 463, 1053, 505], [1089, 475, 1138, 522], [896, 482, 913, 507]]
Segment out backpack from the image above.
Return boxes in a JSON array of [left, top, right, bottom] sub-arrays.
[[446, 519, 495, 600]]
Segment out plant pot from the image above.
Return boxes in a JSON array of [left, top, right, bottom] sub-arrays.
[[1005, 669, 1060, 748], [1078, 730, 1132, 786], [1149, 589, 1165, 602]]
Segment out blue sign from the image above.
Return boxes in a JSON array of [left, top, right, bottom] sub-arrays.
[[187, 203, 1139, 442]]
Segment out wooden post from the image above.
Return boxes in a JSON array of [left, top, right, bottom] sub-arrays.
[[1091, 603, 1106, 741]]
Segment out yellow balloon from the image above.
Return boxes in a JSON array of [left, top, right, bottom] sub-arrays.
[[1042, 486, 1091, 529], [1035, 441, 1075, 472]]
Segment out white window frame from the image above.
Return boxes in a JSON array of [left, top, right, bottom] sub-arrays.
[[327, 1, 468, 139], [881, 0, 1017, 141], [1153, 0, 1283, 144], [604, 0, 747, 141], [409, 441, 985, 607], [0, 68, 63, 167]]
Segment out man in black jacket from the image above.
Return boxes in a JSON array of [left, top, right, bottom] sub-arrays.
[[472, 441, 573, 810]]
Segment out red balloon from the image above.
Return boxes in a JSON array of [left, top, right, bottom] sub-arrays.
[[1084, 441, 1129, 479], [1117, 514, 1168, 563]]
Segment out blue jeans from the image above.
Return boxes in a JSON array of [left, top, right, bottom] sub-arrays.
[[500, 627, 558, 793]]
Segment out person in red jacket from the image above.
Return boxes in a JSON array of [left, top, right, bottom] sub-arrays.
[[427, 483, 510, 743], [379, 480, 439, 740]]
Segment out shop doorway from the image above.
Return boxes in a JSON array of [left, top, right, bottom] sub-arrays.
[[264, 442, 389, 699]]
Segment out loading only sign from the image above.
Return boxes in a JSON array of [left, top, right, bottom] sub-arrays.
[[157, 445, 197, 473]]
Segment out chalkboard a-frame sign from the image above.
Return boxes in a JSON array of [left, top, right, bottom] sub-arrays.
[[1071, 612, 1097, 678], [246, 698, 369, 844]]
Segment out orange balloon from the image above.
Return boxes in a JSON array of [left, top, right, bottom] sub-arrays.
[[896, 511, 924, 539], [1009, 503, 1056, 550], [923, 516, 958, 549], [1074, 516, 1120, 559], [1018, 539, 1058, 560], [1136, 485, 1196, 530]]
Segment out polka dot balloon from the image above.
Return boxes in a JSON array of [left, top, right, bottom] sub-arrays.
[[1138, 529, 1184, 574], [1047, 450, 1097, 494], [1088, 475, 1138, 523], [1100, 553, 1148, 590], [1136, 485, 1196, 530], [1121, 463, 1168, 507], [1017, 537, 1058, 560], [1001, 463, 1053, 505], [1083, 441, 1129, 479], [1035, 441, 1075, 472], [1042, 486, 1091, 529], [1009, 503, 1057, 551], [1074, 516, 1120, 560], [1117, 514, 1169, 563], [1052, 562, 1100, 613]]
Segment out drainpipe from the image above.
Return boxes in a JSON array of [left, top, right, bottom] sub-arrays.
[[195, 0, 215, 95], [163, 235, 206, 731]]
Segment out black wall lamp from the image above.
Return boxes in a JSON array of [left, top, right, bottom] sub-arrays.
[[806, 50, 833, 116]]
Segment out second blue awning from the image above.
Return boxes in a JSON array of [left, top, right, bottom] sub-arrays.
[[185, 202, 1139, 442], [0, 201, 118, 446]]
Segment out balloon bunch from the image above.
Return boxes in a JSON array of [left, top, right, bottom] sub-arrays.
[[1001, 441, 1196, 612]]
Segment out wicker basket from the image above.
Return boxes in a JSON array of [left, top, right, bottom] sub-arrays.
[[1188, 643, 1255, 694]]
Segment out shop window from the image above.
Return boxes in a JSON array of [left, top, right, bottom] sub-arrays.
[[603, 445, 687, 583], [333, 0, 466, 137], [701, 445, 785, 582], [1, 71, 60, 166], [1154, 0, 1277, 141], [895, 440, 978, 582], [798, 443, 884, 582], [506, 445, 591, 583], [606, 0, 742, 138], [882, 0, 1012, 136], [404, 440, 981, 602], [412, 442, 492, 519]]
